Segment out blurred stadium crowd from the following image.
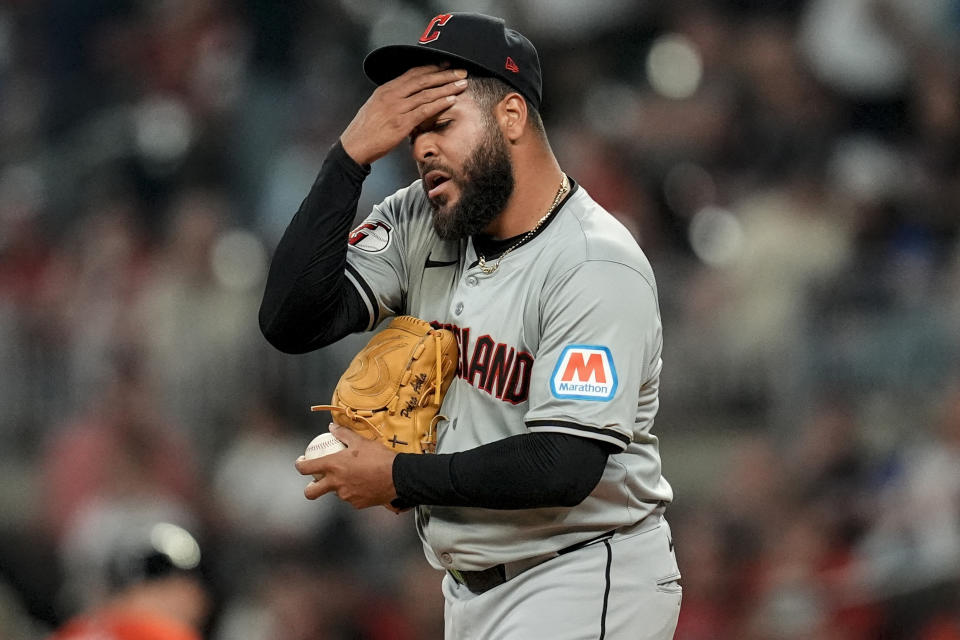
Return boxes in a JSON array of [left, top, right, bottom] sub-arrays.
[[1, 0, 959, 638]]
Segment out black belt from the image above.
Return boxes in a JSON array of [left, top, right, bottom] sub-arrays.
[[448, 529, 617, 595]]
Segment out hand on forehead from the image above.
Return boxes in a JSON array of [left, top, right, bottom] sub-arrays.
[[340, 62, 468, 166]]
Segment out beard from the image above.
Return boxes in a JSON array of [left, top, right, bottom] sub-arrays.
[[423, 126, 515, 241]]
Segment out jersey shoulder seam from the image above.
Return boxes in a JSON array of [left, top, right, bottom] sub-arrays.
[[548, 244, 658, 301], [559, 193, 657, 295]]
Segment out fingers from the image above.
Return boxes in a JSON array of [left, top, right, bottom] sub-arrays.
[[296, 455, 336, 499], [341, 66, 468, 166], [392, 65, 467, 99], [327, 422, 354, 443], [399, 71, 468, 132], [295, 454, 330, 478], [405, 79, 468, 106], [400, 83, 466, 118], [389, 66, 469, 110], [295, 449, 344, 500], [304, 477, 333, 500]]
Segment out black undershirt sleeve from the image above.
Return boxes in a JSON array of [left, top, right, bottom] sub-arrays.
[[259, 141, 372, 354], [392, 432, 618, 510]]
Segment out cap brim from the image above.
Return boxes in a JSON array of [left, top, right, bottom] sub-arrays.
[[363, 44, 491, 85]]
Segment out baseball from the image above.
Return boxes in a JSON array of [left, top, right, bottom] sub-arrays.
[[304, 431, 346, 480]]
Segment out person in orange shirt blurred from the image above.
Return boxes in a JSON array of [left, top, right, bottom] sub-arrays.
[[50, 522, 210, 640]]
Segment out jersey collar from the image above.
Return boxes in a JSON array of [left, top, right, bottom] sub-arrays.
[[469, 177, 579, 267]]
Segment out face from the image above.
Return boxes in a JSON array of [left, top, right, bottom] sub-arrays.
[[412, 97, 515, 240]]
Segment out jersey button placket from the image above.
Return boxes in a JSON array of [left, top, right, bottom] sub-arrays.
[[454, 270, 478, 316]]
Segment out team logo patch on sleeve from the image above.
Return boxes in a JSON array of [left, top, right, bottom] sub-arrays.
[[550, 345, 618, 401], [348, 221, 392, 253]]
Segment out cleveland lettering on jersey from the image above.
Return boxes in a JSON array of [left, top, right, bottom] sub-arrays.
[[431, 321, 533, 404]]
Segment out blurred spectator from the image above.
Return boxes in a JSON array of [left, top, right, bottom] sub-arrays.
[[849, 382, 960, 606], [38, 353, 201, 544], [0, 162, 58, 445], [50, 519, 210, 640], [670, 510, 737, 640], [41, 196, 151, 407], [210, 401, 339, 543], [210, 561, 371, 640], [131, 186, 265, 455], [0, 577, 49, 639], [673, 164, 854, 423]]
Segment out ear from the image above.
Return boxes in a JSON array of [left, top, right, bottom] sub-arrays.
[[497, 93, 528, 143]]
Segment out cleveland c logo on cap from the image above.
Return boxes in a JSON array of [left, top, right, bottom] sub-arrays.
[[419, 14, 453, 44]]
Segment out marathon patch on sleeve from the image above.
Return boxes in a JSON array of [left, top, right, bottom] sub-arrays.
[[550, 345, 618, 401], [348, 220, 392, 253]]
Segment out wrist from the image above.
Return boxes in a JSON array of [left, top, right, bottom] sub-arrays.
[[339, 134, 373, 167], [391, 453, 415, 509]]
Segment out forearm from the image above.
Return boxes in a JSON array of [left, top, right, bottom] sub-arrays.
[[259, 141, 370, 353], [392, 433, 615, 510]]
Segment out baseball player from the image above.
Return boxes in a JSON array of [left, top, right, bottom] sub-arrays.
[[261, 12, 681, 639]]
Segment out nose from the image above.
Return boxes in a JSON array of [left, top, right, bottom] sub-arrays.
[[411, 132, 437, 164]]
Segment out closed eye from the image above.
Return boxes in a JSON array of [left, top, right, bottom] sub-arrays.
[[409, 120, 452, 145]]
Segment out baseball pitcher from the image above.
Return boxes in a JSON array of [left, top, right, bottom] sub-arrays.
[[261, 12, 681, 639]]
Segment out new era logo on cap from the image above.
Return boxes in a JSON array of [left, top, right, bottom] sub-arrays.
[[363, 12, 543, 112]]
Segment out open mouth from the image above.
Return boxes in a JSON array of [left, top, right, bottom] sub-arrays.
[[424, 170, 452, 199]]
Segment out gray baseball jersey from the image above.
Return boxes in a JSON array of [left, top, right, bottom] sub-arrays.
[[344, 179, 673, 572]]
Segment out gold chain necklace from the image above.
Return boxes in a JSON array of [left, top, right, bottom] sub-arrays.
[[477, 174, 569, 275]]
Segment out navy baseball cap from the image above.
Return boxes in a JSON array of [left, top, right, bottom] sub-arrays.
[[364, 13, 543, 112]]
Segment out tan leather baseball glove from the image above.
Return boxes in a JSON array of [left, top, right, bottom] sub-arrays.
[[311, 316, 458, 454]]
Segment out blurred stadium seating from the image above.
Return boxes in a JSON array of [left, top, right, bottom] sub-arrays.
[[1, 1, 958, 638]]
